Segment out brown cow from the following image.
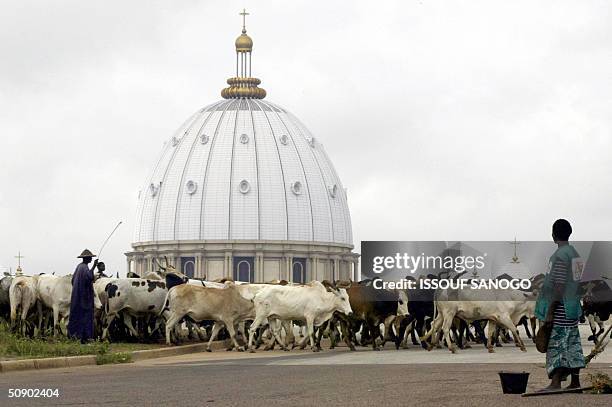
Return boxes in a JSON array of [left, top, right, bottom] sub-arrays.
[[345, 280, 408, 350], [162, 282, 254, 351]]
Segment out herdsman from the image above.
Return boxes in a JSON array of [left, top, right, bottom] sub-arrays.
[[535, 219, 585, 391], [67, 249, 99, 343]]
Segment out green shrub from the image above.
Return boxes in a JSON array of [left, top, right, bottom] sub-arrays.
[[96, 352, 132, 365]]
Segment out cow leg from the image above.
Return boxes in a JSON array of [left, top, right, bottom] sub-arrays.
[[305, 316, 318, 352], [255, 324, 268, 349], [263, 326, 279, 351], [466, 323, 476, 343], [441, 315, 456, 353], [164, 312, 182, 346], [123, 315, 139, 338], [486, 322, 496, 353], [397, 314, 414, 348], [424, 314, 443, 350], [281, 320, 295, 349], [270, 319, 288, 351], [455, 320, 465, 349], [315, 320, 328, 351], [520, 317, 532, 338], [247, 315, 267, 352], [415, 318, 429, 349], [473, 320, 488, 347], [205, 322, 224, 351], [493, 325, 503, 347], [101, 313, 116, 341], [382, 315, 399, 349], [21, 303, 31, 337], [367, 319, 381, 351], [400, 319, 413, 348], [499, 316, 526, 351], [195, 323, 207, 341], [223, 319, 243, 352], [52, 305, 60, 338], [329, 319, 341, 349], [338, 318, 355, 351]]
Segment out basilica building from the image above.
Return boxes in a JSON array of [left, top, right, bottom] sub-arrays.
[[126, 13, 358, 283]]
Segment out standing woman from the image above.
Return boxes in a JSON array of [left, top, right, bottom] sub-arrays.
[[68, 249, 98, 343], [535, 219, 585, 391]]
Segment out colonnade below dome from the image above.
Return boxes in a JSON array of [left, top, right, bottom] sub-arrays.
[[125, 240, 358, 283]]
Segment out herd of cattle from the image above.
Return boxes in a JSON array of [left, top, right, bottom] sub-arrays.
[[1, 262, 611, 354]]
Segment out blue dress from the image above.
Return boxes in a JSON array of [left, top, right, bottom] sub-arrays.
[[67, 262, 95, 342]]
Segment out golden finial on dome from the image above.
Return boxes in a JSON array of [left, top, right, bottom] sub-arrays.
[[235, 9, 253, 52], [222, 9, 266, 99]]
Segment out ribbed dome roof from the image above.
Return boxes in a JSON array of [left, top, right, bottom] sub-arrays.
[[133, 98, 353, 246]]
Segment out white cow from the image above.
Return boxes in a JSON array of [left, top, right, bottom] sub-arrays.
[[421, 287, 537, 353], [247, 281, 353, 352], [9, 275, 40, 334], [36, 274, 72, 336]]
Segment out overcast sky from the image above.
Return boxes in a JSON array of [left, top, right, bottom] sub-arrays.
[[1, 0, 611, 276]]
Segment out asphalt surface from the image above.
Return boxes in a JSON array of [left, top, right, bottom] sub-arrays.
[[1, 341, 611, 407]]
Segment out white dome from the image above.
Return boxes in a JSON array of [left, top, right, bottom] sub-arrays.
[[133, 98, 353, 246]]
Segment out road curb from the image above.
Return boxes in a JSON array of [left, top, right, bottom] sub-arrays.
[[130, 340, 229, 362], [0, 341, 228, 373]]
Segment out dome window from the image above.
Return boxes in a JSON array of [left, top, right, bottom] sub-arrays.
[[185, 180, 198, 195], [171, 136, 179, 147], [239, 180, 251, 194], [308, 137, 316, 147], [200, 134, 209, 144], [291, 181, 303, 195], [149, 183, 159, 197], [328, 184, 338, 198], [240, 134, 249, 144], [279, 135, 288, 145]]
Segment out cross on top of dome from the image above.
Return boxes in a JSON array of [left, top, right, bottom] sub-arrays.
[[222, 9, 267, 99], [240, 8, 249, 31]]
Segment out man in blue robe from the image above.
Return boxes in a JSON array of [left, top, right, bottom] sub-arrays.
[[68, 249, 98, 343]]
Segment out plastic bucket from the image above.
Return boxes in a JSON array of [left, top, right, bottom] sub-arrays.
[[498, 371, 530, 394]]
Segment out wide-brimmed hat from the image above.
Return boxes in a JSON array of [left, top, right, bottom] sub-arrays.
[[77, 249, 97, 258]]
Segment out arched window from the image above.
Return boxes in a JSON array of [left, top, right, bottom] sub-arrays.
[[181, 256, 196, 278], [237, 260, 251, 282], [293, 258, 306, 284], [233, 257, 254, 283], [184, 261, 195, 278]]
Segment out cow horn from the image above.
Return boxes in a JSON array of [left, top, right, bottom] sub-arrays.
[[155, 258, 166, 271], [321, 280, 336, 292]]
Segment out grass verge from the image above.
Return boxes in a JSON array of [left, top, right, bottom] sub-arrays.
[[0, 321, 154, 364]]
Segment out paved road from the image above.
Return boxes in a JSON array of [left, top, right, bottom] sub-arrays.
[[1, 340, 611, 406]]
